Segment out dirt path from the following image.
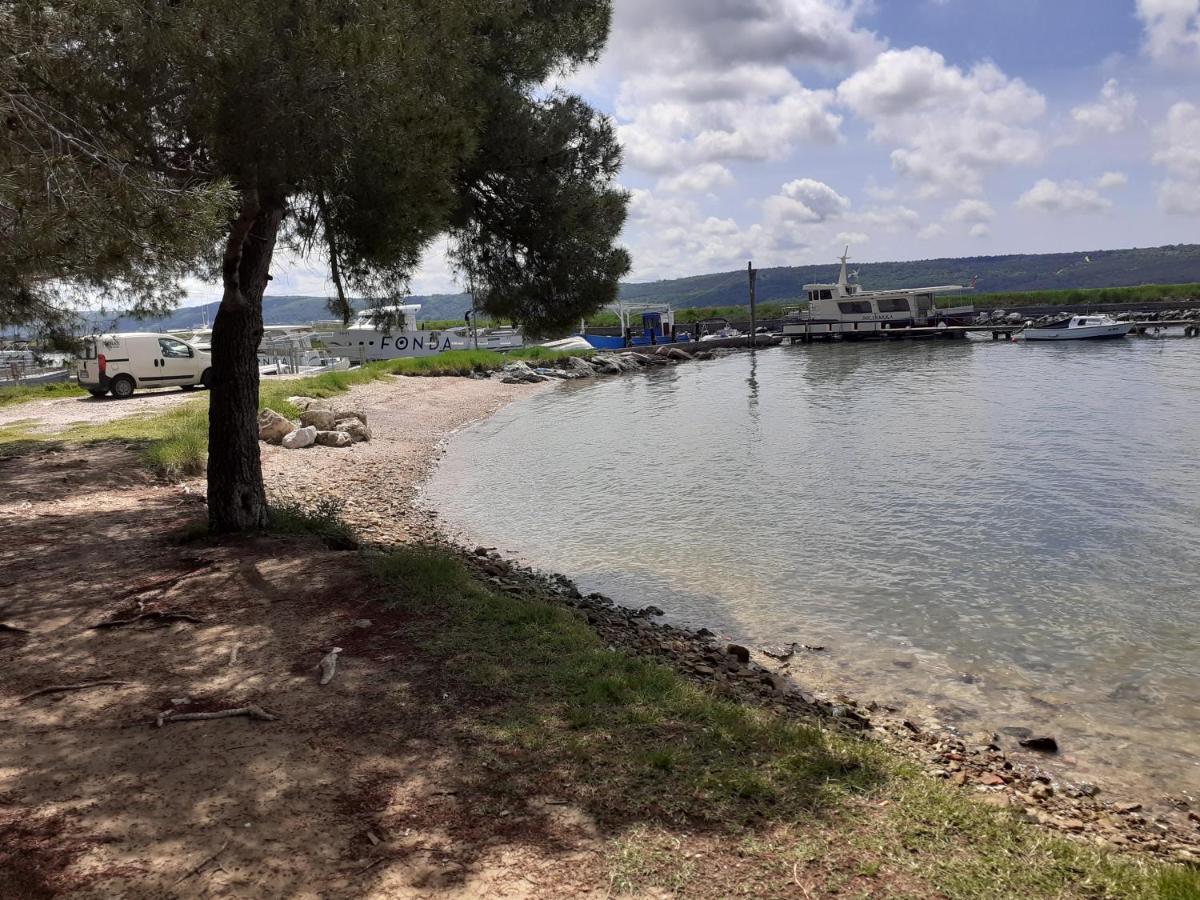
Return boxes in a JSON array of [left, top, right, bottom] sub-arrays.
[[0, 377, 609, 899], [0, 389, 199, 433]]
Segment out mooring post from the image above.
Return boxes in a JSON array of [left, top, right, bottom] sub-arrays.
[[748, 260, 758, 348]]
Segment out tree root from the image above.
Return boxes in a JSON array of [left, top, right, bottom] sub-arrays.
[[93, 611, 203, 629], [20, 680, 131, 702], [156, 705, 277, 727], [317, 647, 343, 685], [110, 559, 215, 604]]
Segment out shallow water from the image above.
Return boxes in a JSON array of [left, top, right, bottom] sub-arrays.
[[430, 338, 1200, 801]]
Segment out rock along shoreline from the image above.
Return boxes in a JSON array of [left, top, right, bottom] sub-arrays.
[[413, 346, 1200, 866]]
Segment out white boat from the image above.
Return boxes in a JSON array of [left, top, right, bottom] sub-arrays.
[[781, 248, 975, 340], [1021, 314, 1133, 341], [316, 305, 458, 361]]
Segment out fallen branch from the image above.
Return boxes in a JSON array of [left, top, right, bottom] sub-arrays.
[[317, 647, 343, 685], [228, 643, 242, 666], [175, 840, 229, 885], [92, 611, 202, 629], [0, 623, 31, 635], [156, 706, 277, 728], [20, 680, 130, 702]]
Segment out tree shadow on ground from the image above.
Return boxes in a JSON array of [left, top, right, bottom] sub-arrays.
[[0, 446, 899, 898]]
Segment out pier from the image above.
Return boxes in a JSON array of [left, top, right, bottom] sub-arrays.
[[782, 320, 1200, 343]]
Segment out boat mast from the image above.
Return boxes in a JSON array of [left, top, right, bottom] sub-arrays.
[[838, 246, 851, 293]]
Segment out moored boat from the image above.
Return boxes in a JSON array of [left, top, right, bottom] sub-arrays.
[[1021, 314, 1133, 341], [782, 249, 975, 341]]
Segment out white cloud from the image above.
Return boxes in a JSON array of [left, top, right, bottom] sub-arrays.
[[1153, 101, 1200, 213], [854, 205, 921, 231], [949, 199, 996, 224], [763, 178, 852, 226], [837, 47, 1046, 196], [595, 1, 884, 175], [1096, 171, 1129, 189], [658, 163, 735, 194], [1016, 179, 1112, 214], [616, 68, 842, 173], [917, 223, 946, 240], [1136, 0, 1200, 67], [836, 231, 869, 246], [968, 223, 990, 239], [1070, 79, 1138, 134]]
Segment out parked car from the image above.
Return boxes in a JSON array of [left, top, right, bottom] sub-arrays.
[[76, 332, 212, 398]]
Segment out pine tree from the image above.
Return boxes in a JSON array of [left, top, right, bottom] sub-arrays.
[[2, 0, 628, 531]]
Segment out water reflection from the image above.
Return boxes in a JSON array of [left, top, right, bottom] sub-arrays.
[[431, 339, 1200, 799]]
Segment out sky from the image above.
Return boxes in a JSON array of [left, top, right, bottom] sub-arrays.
[[184, 0, 1200, 303]]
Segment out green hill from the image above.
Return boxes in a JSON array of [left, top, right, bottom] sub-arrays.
[[81, 243, 1200, 331]]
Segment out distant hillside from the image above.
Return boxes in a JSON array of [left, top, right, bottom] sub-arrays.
[[619, 244, 1200, 310], [80, 244, 1200, 330]]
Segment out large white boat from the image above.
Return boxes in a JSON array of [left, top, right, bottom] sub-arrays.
[[1021, 314, 1133, 341], [318, 305, 523, 361], [782, 250, 975, 340], [317, 305, 454, 361]]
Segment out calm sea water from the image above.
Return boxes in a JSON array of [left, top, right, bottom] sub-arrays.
[[430, 338, 1200, 800]]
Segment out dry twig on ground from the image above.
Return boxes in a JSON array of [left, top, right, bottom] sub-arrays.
[[155, 705, 278, 727], [20, 680, 131, 702], [317, 647, 343, 685]]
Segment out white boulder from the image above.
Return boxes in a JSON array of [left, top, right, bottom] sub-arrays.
[[281, 425, 318, 449]]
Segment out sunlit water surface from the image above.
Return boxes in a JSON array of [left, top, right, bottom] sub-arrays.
[[429, 339, 1200, 800]]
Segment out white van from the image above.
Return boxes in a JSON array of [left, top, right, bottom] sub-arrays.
[[75, 333, 213, 398]]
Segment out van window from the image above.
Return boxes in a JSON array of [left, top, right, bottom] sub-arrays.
[[81, 340, 97, 360], [159, 337, 192, 359]]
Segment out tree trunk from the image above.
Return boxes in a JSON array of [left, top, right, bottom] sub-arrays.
[[207, 191, 284, 533]]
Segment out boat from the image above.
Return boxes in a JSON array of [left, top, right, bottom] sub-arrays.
[[1021, 314, 1133, 341], [781, 249, 976, 341], [443, 324, 525, 352], [697, 318, 742, 341], [580, 303, 694, 350], [315, 305, 459, 361]]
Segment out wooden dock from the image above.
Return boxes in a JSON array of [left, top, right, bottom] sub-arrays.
[[783, 320, 1200, 343]]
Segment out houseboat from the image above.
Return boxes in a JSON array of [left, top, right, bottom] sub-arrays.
[[782, 251, 975, 341]]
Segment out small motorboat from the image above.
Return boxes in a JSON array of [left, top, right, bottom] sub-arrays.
[[1021, 314, 1133, 341]]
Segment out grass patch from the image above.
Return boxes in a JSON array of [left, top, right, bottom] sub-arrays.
[[0, 380, 87, 408], [378, 347, 592, 378], [366, 545, 1200, 899], [266, 495, 358, 549]]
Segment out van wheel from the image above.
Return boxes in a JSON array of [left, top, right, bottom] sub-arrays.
[[110, 375, 136, 398], [200, 368, 213, 389]]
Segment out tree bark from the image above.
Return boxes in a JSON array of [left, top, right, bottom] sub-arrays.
[[206, 190, 284, 533]]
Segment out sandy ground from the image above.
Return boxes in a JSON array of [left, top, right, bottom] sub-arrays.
[[0, 388, 200, 433], [0, 376, 612, 899], [252, 376, 550, 544]]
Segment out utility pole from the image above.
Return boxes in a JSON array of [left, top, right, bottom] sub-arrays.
[[747, 260, 758, 348]]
